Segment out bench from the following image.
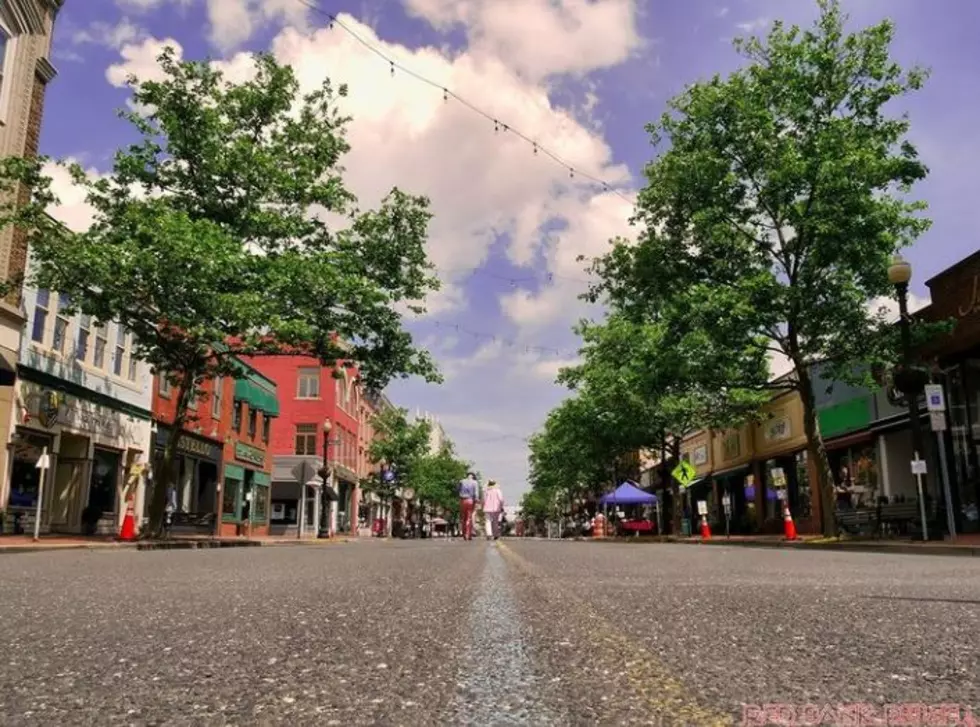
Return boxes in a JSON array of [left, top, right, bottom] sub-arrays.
[[835, 502, 923, 538], [168, 512, 217, 533]]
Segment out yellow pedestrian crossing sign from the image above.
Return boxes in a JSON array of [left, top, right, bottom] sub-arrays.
[[672, 460, 697, 487]]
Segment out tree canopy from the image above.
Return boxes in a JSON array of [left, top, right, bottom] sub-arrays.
[[584, 0, 933, 533], [0, 49, 442, 533]]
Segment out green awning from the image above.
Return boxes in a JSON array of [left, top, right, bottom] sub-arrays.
[[234, 377, 280, 417], [253, 472, 271, 487], [224, 463, 245, 481]]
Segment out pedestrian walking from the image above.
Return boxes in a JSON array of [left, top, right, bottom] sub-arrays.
[[482, 479, 505, 540], [458, 471, 479, 541]]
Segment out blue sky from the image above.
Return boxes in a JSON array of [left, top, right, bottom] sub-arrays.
[[42, 0, 980, 501]]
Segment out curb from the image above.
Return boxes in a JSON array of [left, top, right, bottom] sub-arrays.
[[547, 535, 980, 557], [0, 537, 354, 555]]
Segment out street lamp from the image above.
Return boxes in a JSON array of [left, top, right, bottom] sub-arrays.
[[319, 419, 332, 538], [888, 255, 931, 538]]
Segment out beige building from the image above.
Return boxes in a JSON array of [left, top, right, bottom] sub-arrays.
[[0, 0, 62, 513]]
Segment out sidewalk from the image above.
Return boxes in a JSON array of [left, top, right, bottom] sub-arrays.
[[0, 534, 355, 555], [590, 533, 980, 557]]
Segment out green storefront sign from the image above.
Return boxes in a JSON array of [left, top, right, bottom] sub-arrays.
[[235, 441, 265, 466], [818, 396, 873, 439]]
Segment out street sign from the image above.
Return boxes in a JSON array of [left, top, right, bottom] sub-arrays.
[[911, 457, 928, 476], [697, 500, 708, 516], [35, 450, 50, 470], [930, 411, 947, 432], [672, 460, 696, 487], [925, 384, 946, 412], [382, 469, 395, 483], [291, 460, 316, 485]]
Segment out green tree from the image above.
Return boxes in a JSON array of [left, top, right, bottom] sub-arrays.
[[0, 50, 441, 535], [406, 440, 470, 532], [558, 314, 769, 532], [589, 0, 933, 534], [366, 405, 433, 512]]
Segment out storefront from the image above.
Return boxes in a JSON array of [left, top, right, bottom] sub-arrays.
[[752, 392, 814, 534], [819, 393, 882, 508], [710, 423, 757, 534], [220, 441, 272, 537], [152, 425, 222, 528], [918, 252, 980, 534], [5, 377, 152, 535]]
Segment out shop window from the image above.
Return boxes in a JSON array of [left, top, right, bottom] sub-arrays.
[[233, 401, 242, 432], [296, 367, 319, 399], [53, 294, 71, 354], [93, 324, 108, 369], [212, 376, 223, 418], [248, 409, 257, 438], [32, 289, 49, 343], [89, 448, 120, 515], [262, 415, 270, 443], [795, 451, 812, 519], [8, 431, 53, 509], [76, 315, 91, 362], [222, 478, 241, 520], [295, 423, 317, 455], [252, 485, 269, 523]]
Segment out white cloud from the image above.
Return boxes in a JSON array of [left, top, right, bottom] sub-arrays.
[[735, 17, 770, 33], [73, 19, 146, 49], [402, 0, 643, 82], [205, 0, 310, 51], [43, 160, 100, 233], [106, 37, 184, 88]]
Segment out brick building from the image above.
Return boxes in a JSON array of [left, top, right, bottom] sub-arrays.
[[150, 359, 279, 537], [242, 355, 362, 537], [0, 0, 63, 505]]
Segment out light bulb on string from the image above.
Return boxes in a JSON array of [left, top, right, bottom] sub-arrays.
[[532, 143, 538, 155], [494, 120, 500, 133], [443, 88, 448, 102], [390, 61, 395, 77]]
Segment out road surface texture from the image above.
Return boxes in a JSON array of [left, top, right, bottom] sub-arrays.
[[0, 540, 977, 726]]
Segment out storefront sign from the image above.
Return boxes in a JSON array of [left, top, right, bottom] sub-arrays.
[[764, 416, 791, 443], [723, 432, 741, 460], [691, 445, 708, 466], [235, 441, 265, 466], [177, 434, 220, 461], [21, 385, 127, 440]]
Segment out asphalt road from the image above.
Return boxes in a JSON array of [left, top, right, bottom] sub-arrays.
[[0, 540, 978, 726]]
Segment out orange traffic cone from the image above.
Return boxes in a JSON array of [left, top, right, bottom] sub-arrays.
[[119, 496, 137, 541], [699, 515, 712, 540], [782, 504, 797, 541]]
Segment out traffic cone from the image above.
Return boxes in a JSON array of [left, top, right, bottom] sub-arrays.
[[782, 504, 798, 541], [119, 496, 137, 541], [699, 515, 712, 540]]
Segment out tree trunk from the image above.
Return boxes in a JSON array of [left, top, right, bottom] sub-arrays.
[[147, 371, 196, 537], [670, 438, 682, 535], [797, 367, 836, 536]]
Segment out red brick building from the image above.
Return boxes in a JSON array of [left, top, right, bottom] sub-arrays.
[[150, 359, 279, 537], [242, 355, 362, 536]]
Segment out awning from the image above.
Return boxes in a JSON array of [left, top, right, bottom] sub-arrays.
[[824, 430, 874, 452], [712, 464, 750, 479], [234, 377, 280, 416]]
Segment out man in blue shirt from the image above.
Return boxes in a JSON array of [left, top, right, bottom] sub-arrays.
[[458, 472, 479, 541]]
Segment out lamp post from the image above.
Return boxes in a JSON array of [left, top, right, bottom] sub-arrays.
[[319, 419, 332, 538], [888, 256, 932, 539]]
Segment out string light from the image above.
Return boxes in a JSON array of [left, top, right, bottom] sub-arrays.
[[429, 320, 580, 359], [289, 0, 634, 204]]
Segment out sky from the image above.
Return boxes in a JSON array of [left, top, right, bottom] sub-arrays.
[[41, 0, 980, 503]]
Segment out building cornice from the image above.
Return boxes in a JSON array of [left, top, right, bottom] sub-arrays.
[[2, 0, 47, 34], [35, 57, 57, 84]]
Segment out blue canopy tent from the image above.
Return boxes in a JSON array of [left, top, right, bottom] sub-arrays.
[[599, 481, 658, 506]]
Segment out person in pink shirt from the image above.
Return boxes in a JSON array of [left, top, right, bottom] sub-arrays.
[[482, 479, 505, 540]]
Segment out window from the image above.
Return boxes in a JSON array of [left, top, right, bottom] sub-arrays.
[[32, 289, 49, 343], [113, 324, 126, 375], [248, 409, 257, 438], [295, 424, 317, 455], [262, 415, 271, 443], [0, 28, 9, 104], [212, 376, 223, 418], [297, 368, 320, 399], [76, 315, 91, 362], [233, 401, 242, 432], [159, 373, 172, 398], [93, 324, 108, 369], [336, 374, 348, 410], [127, 336, 138, 381], [53, 294, 71, 354]]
